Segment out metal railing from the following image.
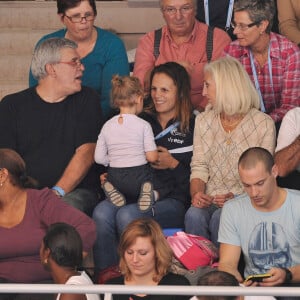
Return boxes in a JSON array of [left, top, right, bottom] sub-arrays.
[[0, 284, 300, 299]]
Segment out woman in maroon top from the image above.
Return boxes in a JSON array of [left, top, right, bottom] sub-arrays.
[[0, 148, 96, 284]]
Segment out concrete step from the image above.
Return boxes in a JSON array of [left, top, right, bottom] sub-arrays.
[[0, 54, 32, 82], [0, 1, 163, 32], [0, 28, 51, 56], [0, 80, 28, 100], [0, 28, 142, 56], [0, 1, 64, 30]]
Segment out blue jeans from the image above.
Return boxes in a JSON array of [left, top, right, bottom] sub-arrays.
[[92, 198, 186, 272], [63, 188, 100, 217], [184, 205, 221, 247]]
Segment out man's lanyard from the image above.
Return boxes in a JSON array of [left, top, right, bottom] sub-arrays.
[[154, 121, 180, 140], [204, 0, 234, 31], [249, 46, 274, 113]]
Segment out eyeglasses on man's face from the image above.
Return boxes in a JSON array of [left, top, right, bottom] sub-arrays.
[[231, 21, 261, 31], [58, 58, 83, 68], [162, 5, 194, 16], [64, 12, 95, 23]]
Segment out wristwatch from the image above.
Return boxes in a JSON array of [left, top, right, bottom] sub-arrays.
[[282, 268, 293, 283]]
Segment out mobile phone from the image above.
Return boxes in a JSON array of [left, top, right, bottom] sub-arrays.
[[245, 273, 272, 282]]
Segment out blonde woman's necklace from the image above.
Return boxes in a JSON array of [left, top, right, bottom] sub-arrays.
[[220, 114, 244, 145], [221, 117, 242, 129], [225, 130, 232, 145]]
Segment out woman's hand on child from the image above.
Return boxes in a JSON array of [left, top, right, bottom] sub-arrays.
[[152, 146, 178, 170]]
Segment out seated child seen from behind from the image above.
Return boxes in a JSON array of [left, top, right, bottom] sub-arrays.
[[94, 75, 158, 212]]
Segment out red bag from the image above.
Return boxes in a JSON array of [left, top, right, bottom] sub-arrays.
[[167, 232, 219, 270], [97, 265, 122, 284]]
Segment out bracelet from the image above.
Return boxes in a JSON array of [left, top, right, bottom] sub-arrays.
[[282, 268, 293, 283], [52, 186, 65, 197]]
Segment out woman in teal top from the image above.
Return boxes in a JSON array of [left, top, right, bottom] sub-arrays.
[[29, 0, 129, 119]]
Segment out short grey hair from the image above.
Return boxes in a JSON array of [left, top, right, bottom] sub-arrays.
[[159, 0, 197, 10], [30, 37, 78, 81], [234, 0, 275, 33]]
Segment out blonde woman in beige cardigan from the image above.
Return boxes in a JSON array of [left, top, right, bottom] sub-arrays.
[[278, 0, 300, 45], [184, 56, 276, 247]]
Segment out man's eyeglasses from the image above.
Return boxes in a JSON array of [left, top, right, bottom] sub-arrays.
[[162, 5, 194, 16], [58, 58, 82, 68], [231, 21, 261, 31], [64, 12, 95, 23]]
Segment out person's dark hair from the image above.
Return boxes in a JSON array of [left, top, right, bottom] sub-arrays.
[[57, 0, 97, 16], [238, 147, 274, 173], [234, 0, 275, 33], [148, 62, 193, 133], [0, 148, 38, 188], [196, 271, 239, 300], [43, 223, 83, 268]]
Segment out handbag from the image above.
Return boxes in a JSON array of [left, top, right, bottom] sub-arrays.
[[97, 265, 122, 284], [167, 231, 219, 270], [169, 256, 216, 285]]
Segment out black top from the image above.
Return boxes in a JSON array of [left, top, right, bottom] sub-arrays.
[[0, 86, 103, 190], [140, 112, 195, 208], [107, 273, 190, 300], [196, 0, 235, 40]]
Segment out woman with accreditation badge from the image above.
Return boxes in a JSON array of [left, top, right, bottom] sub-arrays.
[[93, 62, 195, 276], [223, 0, 300, 127]]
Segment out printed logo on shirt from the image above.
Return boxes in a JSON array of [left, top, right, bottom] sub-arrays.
[[167, 128, 193, 153], [171, 127, 186, 138], [168, 136, 184, 144], [168, 128, 186, 144], [248, 222, 292, 274]]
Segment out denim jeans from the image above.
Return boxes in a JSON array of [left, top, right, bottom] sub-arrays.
[[63, 188, 100, 217], [92, 198, 186, 272], [184, 205, 222, 247]]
